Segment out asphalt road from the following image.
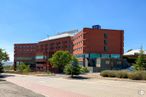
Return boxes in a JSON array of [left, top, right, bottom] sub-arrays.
[[0, 79, 45, 97], [3, 73, 146, 97]]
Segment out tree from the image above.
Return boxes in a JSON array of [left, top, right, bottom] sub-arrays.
[[0, 48, 9, 73], [64, 56, 81, 77], [49, 51, 72, 73], [134, 48, 146, 71]]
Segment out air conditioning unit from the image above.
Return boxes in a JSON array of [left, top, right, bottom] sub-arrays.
[[92, 25, 101, 29]]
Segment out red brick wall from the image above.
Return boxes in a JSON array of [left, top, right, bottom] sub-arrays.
[[73, 28, 124, 55], [14, 43, 37, 62], [36, 36, 73, 58]]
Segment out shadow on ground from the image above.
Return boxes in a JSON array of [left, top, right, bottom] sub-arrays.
[[67, 76, 90, 80], [0, 74, 15, 78]]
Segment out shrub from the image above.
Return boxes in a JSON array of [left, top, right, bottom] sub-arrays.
[[3, 65, 13, 71], [141, 71, 146, 80], [64, 56, 82, 77], [80, 67, 89, 74], [17, 63, 30, 74], [64, 64, 81, 77], [128, 71, 146, 80], [115, 70, 128, 78], [101, 70, 146, 80], [100, 70, 109, 77], [100, 70, 117, 77], [128, 72, 142, 80]]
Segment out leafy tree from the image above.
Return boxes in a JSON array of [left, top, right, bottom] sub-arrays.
[[134, 48, 146, 71], [0, 48, 9, 73], [64, 56, 81, 77], [49, 51, 72, 73]]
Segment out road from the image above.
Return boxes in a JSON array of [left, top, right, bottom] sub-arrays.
[[3, 73, 146, 97]]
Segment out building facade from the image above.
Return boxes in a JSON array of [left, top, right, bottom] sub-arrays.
[[14, 30, 76, 71], [14, 25, 124, 72], [14, 43, 37, 70], [73, 25, 124, 72]]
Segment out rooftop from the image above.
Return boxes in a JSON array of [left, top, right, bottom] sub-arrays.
[[124, 49, 146, 56], [40, 30, 78, 42]]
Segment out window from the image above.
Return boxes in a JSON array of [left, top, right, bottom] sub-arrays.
[[111, 54, 120, 59], [104, 40, 108, 45], [105, 61, 110, 64], [104, 33, 108, 38], [35, 55, 46, 59], [104, 46, 108, 52], [90, 53, 100, 58], [101, 54, 110, 58]]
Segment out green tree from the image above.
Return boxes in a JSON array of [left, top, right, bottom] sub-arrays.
[[49, 51, 72, 73], [64, 56, 81, 77], [134, 48, 146, 71], [0, 48, 9, 73]]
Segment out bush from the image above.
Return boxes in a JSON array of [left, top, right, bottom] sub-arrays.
[[115, 70, 128, 78], [17, 63, 30, 74], [64, 56, 82, 77], [128, 71, 146, 80], [100, 70, 146, 80], [100, 70, 117, 77], [80, 67, 89, 74], [64, 64, 81, 77], [3, 65, 13, 71]]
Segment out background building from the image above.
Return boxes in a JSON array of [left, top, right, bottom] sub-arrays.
[[14, 30, 77, 71], [124, 49, 146, 65], [14, 25, 124, 72], [35, 31, 76, 71], [14, 43, 37, 70]]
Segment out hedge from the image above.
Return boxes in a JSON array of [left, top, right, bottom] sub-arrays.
[[100, 70, 146, 80]]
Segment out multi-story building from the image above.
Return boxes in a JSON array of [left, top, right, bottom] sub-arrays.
[[14, 25, 124, 72], [73, 25, 124, 72], [14, 43, 37, 70], [14, 30, 77, 71], [35, 31, 75, 71]]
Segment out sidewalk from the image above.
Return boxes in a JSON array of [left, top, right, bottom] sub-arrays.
[[0, 80, 44, 97], [5, 75, 89, 97], [4, 73, 146, 97]]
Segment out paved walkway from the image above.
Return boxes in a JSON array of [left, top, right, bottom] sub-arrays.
[[4, 74, 89, 97], [0, 80, 44, 97], [4, 73, 146, 97]]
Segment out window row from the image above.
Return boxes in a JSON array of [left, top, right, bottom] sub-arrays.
[[15, 46, 36, 48], [73, 47, 83, 51], [15, 49, 36, 52], [73, 41, 83, 46], [73, 34, 83, 40]]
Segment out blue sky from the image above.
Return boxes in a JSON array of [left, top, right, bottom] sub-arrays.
[[0, 0, 146, 61]]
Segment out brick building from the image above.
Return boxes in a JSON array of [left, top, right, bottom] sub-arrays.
[[14, 30, 76, 71], [14, 43, 37, 70], [14, 25, 124, 72], [73, 25, 124, 72]]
